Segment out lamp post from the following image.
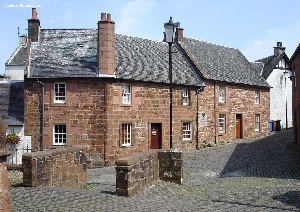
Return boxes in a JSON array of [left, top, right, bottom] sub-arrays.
[[164, 17, 177, 149]]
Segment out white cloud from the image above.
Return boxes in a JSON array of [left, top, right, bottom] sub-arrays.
[[116, 0, 156, 35], [243, 21, 300, 61]]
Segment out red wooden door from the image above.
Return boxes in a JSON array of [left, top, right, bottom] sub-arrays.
[[150, 123, 161, 149], [236, 114, 242, 139]]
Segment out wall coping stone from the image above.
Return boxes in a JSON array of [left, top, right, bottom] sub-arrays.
[[22, 147, 84, 159]]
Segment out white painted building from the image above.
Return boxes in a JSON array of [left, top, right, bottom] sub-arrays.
[[255, 42, 292, 130], [4, 35, 27, 81]]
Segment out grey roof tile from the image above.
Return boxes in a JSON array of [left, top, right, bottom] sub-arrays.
[[6, 45, 27, 66], [29, 29, 203, 86], [180, 38, 270, 87], [0, 81, 24, 125], [256, 53, 290, 79]]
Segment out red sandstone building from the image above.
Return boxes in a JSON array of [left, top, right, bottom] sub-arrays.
[[23, 9, 270, 166], [291, 43, 300, 147]]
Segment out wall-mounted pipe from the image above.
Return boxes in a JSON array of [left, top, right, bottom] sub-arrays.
[[37, 80, 44, 150]]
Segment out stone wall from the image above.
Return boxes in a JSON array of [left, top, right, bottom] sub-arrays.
[[0, 151, 11, 212], [22, 147, 87, 188], [198, 81, 270, 144], [115, 150, 182, 197], [0, 117, 7, 150], [24, 78, 106, 168], [291, 48, 300, 146]]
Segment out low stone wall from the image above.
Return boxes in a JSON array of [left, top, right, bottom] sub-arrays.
[[0, 151, 12, 212], [22, 147, 87, 188], [158, 150, 183, 184], [115, 150, 182, 197]]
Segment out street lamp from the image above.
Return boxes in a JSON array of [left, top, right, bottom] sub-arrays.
[[164, 17, 177, 149]]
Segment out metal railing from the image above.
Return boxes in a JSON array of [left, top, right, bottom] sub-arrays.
[[6, 145, 32, 165]]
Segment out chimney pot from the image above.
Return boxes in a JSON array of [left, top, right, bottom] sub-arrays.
[[101, 13, 106, 21], [32, 8, 37, 19], [277, 42, 282, 47], [107, 13, 112, 21]]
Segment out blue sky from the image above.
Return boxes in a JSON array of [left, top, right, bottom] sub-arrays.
[[1, 0, 300, 75]]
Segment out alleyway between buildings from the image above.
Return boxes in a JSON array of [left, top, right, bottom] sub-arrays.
[[10, 129, 300, 211]]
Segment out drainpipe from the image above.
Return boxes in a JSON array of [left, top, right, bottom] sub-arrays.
[[195, 88, 200, 150], [103, 84, 108, 167], [214, 81, 217, 144], [37, 80, 44, 150]]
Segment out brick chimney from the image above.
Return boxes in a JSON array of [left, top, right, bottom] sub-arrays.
[[175, 24, 184, 43], [27, 8, 40, 42], [97, 13, 115, 76], [274, 42, 286, 56]]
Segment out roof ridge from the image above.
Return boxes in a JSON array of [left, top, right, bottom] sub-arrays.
[[115, 33, 162, 44], [183, 36, 238, 50]]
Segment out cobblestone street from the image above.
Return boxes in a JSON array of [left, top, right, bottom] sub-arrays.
[[9, 129, 300, 211]]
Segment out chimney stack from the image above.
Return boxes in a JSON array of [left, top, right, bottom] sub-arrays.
[[274, 42, 286, 56], [27, 8, 40, 42], [175, 25, 184, 43], [97, 13, 115, 76]]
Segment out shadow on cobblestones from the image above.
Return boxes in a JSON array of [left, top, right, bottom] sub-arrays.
[[273, 190, 300, 209], [220, 129, 300, 179]]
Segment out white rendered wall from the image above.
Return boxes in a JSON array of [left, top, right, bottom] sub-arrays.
[[5, 65, 24, 80], [267, 66, 293, 129]]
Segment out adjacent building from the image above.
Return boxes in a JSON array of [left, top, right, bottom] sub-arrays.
[[21, 9, 270, 167], [290, 43, 300, 147], [255, 43, 292, 130]]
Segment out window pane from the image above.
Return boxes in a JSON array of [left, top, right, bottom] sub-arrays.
[[183, 90, 189, 105], [54, 124, 66, 145], [219, 115, 226, 133], [183, 122, 191, 140], [219, 87, 225, 103], [122, 84, 131, 104], [54, 83, 66, 103], [122, 124, 132, 146]]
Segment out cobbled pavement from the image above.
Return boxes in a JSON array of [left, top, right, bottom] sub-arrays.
[[9, 129, 300, 211]]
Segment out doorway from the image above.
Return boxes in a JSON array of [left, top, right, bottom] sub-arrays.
[[236, 114, 243, 139], [150, 123, 162, 149]]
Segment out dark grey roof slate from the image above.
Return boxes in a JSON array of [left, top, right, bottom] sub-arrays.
[[30, 29, 98, 78], [0, 82, 24, 125], [290, 43, 300, 63], [256, 53, 290, 79], [29, 29, 203, 86], [6, 45, 27, 66], [114, 35, 203, 86], [2, 116, 23, 126], [0, 81, 24, 125], [180, 38, 270, 87]]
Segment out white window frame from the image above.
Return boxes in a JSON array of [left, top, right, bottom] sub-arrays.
[[255, 114, 260, 131], [53, 124, 66, 145], [121, 123, 132, 146], [255, 90, 260, 104], [219, 87, 225, 103], [54, 83, 66, 104], [219, 114, 226, 133], [183, 122, 192, 140], [122, 84, 131, 104], [183, 89, 189, 105]]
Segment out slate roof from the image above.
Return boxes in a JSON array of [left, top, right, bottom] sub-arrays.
[[6, 45, 27, 66], [0, 81, 24, 125], [255, 53, 290, 79], [29, 29, 203, 86], [290, 43, 300, 62], [179, 38, 270, 87]]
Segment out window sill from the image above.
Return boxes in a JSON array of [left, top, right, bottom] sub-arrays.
[[121, 145, 133, 148]]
